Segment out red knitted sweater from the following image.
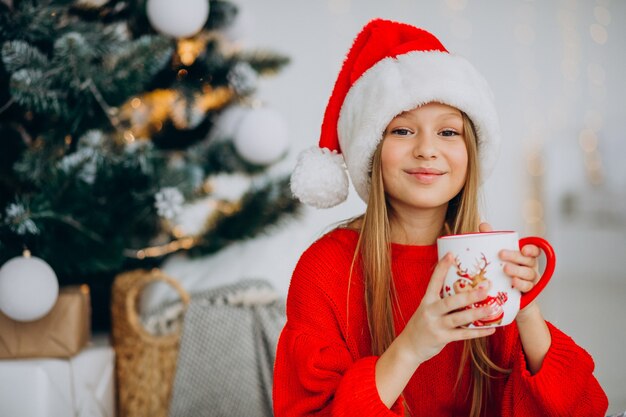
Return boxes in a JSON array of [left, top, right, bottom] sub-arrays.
[[273, 228, 608, 417]]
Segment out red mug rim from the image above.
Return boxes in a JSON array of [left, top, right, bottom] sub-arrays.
[[438, 231, 516, 240]]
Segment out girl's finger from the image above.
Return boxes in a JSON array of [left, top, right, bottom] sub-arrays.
[[445, 305, 495, 329], [499, 249, 536, 268], [521, 244, 541, 258], [453, 327, 496, 341], [425, 252, 455, 301], [437, 287, 488, 315], [512, 277, 535, 293], [478, 222, 493, 233], [503, 263, 537, 282]]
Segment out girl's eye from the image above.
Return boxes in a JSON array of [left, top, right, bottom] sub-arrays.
[[439, 129, 459, 137], [391, 128, 412, 136]]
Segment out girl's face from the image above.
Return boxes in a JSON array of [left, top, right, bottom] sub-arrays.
[[381, 102, 469, 214]]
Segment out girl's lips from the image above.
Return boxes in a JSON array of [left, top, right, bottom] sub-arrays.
[[405, 168, 445, 184]]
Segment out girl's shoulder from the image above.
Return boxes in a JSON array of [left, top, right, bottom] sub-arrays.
[[308, 226, 360, 256], [293, 226, 360, 271]]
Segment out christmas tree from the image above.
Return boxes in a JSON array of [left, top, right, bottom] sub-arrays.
[[0, 0, 300, 328]]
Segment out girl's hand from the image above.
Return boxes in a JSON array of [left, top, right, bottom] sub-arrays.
[[479, 222, 541, 313], [399, 253, 497, 365]]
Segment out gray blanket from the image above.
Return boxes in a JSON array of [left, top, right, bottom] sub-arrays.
[[143, 280, 285, 417]]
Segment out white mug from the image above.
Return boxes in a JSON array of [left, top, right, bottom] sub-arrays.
[[437, 231, 556, 328]]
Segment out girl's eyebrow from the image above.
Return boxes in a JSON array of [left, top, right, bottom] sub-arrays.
[[393, 112, 462, 122]]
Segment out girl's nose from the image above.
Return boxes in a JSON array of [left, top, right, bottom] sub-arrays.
[[412, 134, 438, 160]]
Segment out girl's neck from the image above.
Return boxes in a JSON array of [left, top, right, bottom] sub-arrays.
[[388, 204, 447, 246]]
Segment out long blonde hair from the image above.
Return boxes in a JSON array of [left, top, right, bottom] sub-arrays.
[[349, 113, 510, 417]]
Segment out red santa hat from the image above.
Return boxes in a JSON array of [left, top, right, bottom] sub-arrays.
[[291, 19, 501, 208]]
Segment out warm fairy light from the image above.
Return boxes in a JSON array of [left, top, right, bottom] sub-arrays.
[[584, 151, 605, 185], [196, 86, 234, 112], [127, 236, 198, 259], [579, 129, 598, 153], [172, 226, 186, 238], [119, 89, 178, 138], [123, 131, 135, 142], [177, 69, 188, 80], [65, 135, 72, 145], [589, 23, 608, 44], [22, 249, 31, 258], [131, 98, 142, 109], [202, 179, 214, 194], [526, 151, 545, 177], [177, 37, 207, 66], [523, 199, 544, 224]]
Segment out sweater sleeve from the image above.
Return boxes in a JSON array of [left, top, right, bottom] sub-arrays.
[[273, 237, 403, 417], [499, 321, 608, 417]]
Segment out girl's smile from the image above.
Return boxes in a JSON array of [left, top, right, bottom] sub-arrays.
[[404, 167, 447, 184]]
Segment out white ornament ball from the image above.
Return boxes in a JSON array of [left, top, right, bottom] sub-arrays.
[[146, 0, 209, 38], [233, 107, 289, 165], [0, 254, 59, 322], [209, 104, 249, 142]]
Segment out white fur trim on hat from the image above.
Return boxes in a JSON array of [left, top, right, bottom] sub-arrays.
[[338, 51, 501, 203], [290, 147, 349, 208]]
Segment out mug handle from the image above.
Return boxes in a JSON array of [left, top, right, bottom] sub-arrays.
[[518, 237, 556, 309]]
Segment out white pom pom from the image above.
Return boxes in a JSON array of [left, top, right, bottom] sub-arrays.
[[290, 147, 349, 208]]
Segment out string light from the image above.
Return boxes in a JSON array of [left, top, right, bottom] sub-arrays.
[[579, 0, 609, 186], [123, 131, 135, 142], [177, 36, 209, 66], [127, 236, 198, 259], [514, 0, 546, 237], [130, 98, 142, 109], [589, 23, 608, 44], [127, 197, 244, 259]]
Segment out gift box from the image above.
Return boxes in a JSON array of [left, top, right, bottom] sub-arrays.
[[0, 341, 116, 417], [0, 285, 91, 358]]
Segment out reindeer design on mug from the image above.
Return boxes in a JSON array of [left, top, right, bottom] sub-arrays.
[[450, 253, 509, 327]]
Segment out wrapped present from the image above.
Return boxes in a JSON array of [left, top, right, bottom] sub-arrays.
[[0, 285, 91, 359], [0, 342, 115, 417]]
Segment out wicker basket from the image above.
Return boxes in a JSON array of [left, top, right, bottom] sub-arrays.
[[111, 269, 190, 417]]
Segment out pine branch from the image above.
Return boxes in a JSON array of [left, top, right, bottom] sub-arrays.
[[237, 50, 291, 76], [193, 139, 268, 176], [192, 175, 301, 255], [101, 35, 174, 105], [52, 32, 96, 89], [1, 40, 49, 72], [206, 0, 238, 30], [9, 68, 65, 115], [0, 1, 62, 44]]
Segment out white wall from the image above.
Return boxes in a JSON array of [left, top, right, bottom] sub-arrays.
[[161, 0, 626, 412]]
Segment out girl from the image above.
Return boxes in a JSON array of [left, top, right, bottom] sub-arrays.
[[274, 19, 608, 416]]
